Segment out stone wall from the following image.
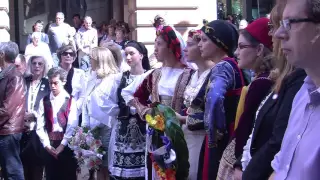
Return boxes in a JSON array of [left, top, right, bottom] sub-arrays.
[[127, 0, 217, 56]]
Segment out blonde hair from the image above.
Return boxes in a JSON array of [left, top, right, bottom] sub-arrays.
[[25, 55, 49, 78], [90, 47, 119, 79], [269, 4, 295, 93], [100, 41, 123, 68]]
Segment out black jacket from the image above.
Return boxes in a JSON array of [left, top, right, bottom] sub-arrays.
[[25, 76, 51, 111], [235, 69, 307, 180]]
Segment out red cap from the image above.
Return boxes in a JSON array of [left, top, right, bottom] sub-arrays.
[[245, 17, 273, 50]]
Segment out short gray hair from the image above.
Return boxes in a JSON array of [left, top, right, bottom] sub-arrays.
[[56, 12, 65, 18], [47, 67, 68, 82], [0, 41, 19, 63], [84, 16, 92, 22]]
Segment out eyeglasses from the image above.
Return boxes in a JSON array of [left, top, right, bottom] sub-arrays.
[[61, 52, 76, 57], [32, 62, 44, 66], [238, 44, 256, 50], [280, 18, 319, 31], [268, 22, 274, 32]]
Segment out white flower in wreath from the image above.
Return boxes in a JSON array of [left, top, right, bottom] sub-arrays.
[[40, 84, 45, 91]]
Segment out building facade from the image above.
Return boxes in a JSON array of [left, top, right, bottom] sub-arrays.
[[4, 0, 218, 55], [3, 0, 274, 53]]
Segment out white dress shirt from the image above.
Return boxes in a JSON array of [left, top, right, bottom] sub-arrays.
[[36, 90, 78, 148]]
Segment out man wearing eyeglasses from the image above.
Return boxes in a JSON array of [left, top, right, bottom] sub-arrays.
[[270, 0, 320, 179], [36, 67, 78, 180], [48, 12, 72, 66], [0, 42, 26, 180]]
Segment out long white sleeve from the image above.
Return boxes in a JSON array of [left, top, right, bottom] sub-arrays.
[[81, 72, 102, 129], [121, 69, 154, 105], [81, 98, 90, 128], [89, 74, 120, 126], [61, 98, 78, 146], [36, 99, 50, 148], [72, 68, 87, 115]]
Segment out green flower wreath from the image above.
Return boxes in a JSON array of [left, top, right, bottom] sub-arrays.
[[146, 104, 190, 179]]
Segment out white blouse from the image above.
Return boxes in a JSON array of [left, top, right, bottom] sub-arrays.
[[158, 67, 184, 96], [88, 73, 121, 127], [121, 67, 185, 105], [81, 71, 103, 129], [89, 71, 155, 127], [71, 68, 87, 116], [241, 92, 273, 170], [121, 70, 154, 105], [184, 69, 211, 107]]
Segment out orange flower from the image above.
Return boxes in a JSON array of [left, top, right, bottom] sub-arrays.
[[154, 115, 165, 130], [153, 161, 176, 180], [146, 114, 165, 131]]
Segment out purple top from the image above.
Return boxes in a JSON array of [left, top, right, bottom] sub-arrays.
[[271, 76, 320, 180]]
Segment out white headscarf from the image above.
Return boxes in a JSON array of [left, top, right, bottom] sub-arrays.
[[173, 28, 198, 70]]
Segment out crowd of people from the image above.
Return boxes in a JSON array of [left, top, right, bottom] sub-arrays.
[[0, 0, 319, 179]]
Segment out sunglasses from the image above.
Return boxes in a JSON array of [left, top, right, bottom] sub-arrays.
[[32, 62, 44, 66], [62, 52, 76, 57]]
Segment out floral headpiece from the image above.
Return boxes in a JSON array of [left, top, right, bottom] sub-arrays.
[[203, 19, 215, 34], [188, 29, 201, 41], [156, 26, 182, 61]]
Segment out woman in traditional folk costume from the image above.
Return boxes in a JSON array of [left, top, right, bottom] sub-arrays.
[[121, 25, 193, 180], [108, 41, 152, 179], [195, 20, 245, 180], [217, 18, 274, 180], [170, 29, 216, 180], [89, 41, 151, 179]]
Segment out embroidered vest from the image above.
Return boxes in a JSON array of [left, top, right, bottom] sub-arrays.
[[43, 95, 72, 133], [222, 58, 245, 138], [117, 71, 131, 120], [187, 71, 212, 131]]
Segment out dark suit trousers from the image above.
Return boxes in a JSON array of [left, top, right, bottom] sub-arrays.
[[44, 140, 77, 180]]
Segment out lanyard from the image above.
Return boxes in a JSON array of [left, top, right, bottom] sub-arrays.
[[29, 80, 42, 112]]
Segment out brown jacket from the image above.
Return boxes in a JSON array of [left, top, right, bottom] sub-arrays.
[[0, 64, 26, 135]]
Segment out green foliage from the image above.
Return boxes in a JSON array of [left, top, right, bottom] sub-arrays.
[[151, 104, 190, 179]]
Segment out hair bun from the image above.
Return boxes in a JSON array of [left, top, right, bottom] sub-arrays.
[[153, 15, 165, 28]]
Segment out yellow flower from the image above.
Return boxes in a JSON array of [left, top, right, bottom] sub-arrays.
[[146, 114, 157, 126], [146, 114, 165, 131]]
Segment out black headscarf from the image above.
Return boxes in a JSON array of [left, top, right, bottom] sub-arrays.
[[124, 41, 151, 70], [201, 20, 239, 57]]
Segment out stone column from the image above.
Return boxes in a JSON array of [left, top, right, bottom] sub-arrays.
[[0, 0, 10, 42]]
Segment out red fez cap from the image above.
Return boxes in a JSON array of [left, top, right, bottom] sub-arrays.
[[245, 17, 273, 50]]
